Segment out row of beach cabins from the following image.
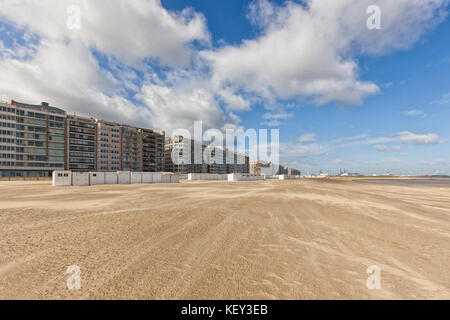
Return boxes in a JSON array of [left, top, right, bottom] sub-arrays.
[[52, 170, 298, 186]]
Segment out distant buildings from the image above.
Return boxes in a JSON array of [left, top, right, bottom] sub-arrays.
[[164, 136, 208, 174], [164, 136, 250, 174], [339, 169, 362, 177], [250, 160, 301, 176], [278, 164, 301, 176]]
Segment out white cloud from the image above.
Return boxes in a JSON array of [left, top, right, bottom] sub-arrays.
[[0, 40, 148, 124], [218, 87, 252, 111], [342, 136, 396, 147], [203, 0, 448, 107], [374, 145, 388, 152], [432, 92, 450, 105], [0, 0, 231, 132], [331, 134, 368, 143], [281, 143, 329, 159], [397, 131, 440, 145], [0, 0, 448, 136], [374, 144, 404, 152], [298, 133, 318, 144], [0, 0, 209, 66], [419, 159, 450, 166], [404, 109, 424, 116], [139, 84, 234, 135], [261, 110, 294, 126], [339, 132, 440, 147]]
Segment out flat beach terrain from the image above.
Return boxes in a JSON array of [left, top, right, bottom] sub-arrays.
[[0, 178, 449, 299]]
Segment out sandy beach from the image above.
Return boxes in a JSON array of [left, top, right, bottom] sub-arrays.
[[0, 178, 449, 300]]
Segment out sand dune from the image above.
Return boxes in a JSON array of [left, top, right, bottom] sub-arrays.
[[0, 179, 449, 299]]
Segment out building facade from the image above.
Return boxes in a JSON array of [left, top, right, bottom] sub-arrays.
[[121, 126, 143, 172], [0, 101, 66, 178], [96, 120, 122, 171], [140, 128, 165, 172], [66, 115, 96, 171], [164, 136, 250, 174], [165, 136, 208, 174], [0, 102, 16, 175]]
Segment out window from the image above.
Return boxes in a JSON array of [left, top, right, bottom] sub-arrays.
[[48, 143, 64, 149], [49, 149, 64, 156], [49, 129, 64, 135], [49, 136, 64, 142], [26, 119, 46, 126]]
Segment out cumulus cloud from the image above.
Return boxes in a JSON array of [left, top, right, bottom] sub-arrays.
[[0, 39, 148, 124], [0, 0, 229, 131], [0, 0, 448, 135], [138, 84, 233, 135], [203, 0, 448, 107], [298, 133, 318, 144], [397, 131, 440, 145], [218, 87, 252, 111], [0, 0, 209, 66]]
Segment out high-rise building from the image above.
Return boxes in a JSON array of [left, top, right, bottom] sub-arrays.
[[0, 100, 66, 178], [140, 128, 165, 172], [207, 146, 228, 174], [121, 125, 142, 172], [66, 115, 96, 171], [229, 151, 250, 174], [164, 136, 250, 174], [251, 161, 300, 176], [164, 136, 208, 174], [0, 101, 17, 176], [96, 120, 122, 171]]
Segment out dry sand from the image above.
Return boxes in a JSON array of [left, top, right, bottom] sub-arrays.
[[0, 178, 449, 300]]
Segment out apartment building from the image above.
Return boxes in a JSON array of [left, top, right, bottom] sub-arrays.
[[164, 136, 208, 174], [229, 151, 250, 174], [250, 161, 300, 176], [165, 136, 250, 174], [66, 115, 96, 171], [207, 147, 249, 174], [0, 101, 66, 178], [141, 128, 165, 172], [0, 102, 17, 176], [96, 120, 122, 171], [207, 146, 228, 174], [121, 126, 142, 171]]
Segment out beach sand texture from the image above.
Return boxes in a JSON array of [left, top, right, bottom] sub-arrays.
[[0, 179, 449, 299]]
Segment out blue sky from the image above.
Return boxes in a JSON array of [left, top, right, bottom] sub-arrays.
[[0, 0, 449, 174]]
